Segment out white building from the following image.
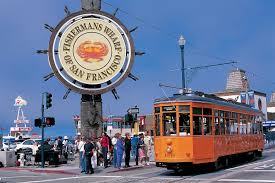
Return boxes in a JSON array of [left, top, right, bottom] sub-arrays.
[[214, 69, 267, 120], [267, 92, 275, 113]]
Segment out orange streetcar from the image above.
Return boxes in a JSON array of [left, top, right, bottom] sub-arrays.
[[154, 91, 264, 171]]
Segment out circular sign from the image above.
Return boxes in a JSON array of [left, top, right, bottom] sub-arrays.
[[48, 10, 135, 95]]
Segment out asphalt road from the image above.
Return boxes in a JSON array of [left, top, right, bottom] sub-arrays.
[[1, 149, 275, 183]]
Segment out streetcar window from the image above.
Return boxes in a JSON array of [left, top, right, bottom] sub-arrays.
[[252, 117, 256, 134], [220, 118, 225, 135], [247, 121, 251, 134], [247, 115, 252, 134], [155, 107, 160, 113], [240, 114, 247, 134], [232, 113, 238, 134], [193, 116, 203, 135], [220, 111, 224, 118], [214, 110, 219, 117], [225, 118, 230, 135], [155, 114, 160, 136], [193, 108, 202, 115], [203, 108, 212, 116], [225, 112, 230, 118], [215, 117, 220, 135], [163, 113, 176, 136], [230, 118, 234, 134], [179, 113, 190, 136], [203, 117, 212, 135]]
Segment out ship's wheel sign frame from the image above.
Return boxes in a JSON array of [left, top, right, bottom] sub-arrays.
[[48, 10, 135, 95]]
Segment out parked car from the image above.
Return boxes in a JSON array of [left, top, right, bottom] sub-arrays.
[[16, 139, 41, 155], [2, 136, 17, 151]]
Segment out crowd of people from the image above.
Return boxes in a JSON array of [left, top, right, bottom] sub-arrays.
[[75, 131, 153, 174]]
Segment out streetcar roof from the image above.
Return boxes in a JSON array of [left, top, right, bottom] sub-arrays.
[[154, 93, 260, 113]]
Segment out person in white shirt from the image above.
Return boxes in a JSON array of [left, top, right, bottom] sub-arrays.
[[111, 133, 118, 168], [143, 131, 152, 166], [78, 136, 86, 173]]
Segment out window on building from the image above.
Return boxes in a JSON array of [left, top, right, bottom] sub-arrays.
[[163, 113, 176, 136], [155, 114, 160, 136], [179, 105, 190, 136]]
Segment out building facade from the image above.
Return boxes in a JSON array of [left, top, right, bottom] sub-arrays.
[[214, 69, 267, 120]]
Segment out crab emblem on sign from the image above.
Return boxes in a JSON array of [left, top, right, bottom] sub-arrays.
[[77, 41, 109, 62]]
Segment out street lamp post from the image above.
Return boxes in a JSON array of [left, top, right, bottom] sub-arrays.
[[178, 35, 186, 89]]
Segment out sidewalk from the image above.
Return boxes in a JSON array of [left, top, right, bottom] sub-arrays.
[[0, 158, 155, 175]]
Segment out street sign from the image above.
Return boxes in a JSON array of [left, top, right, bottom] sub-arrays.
[[127, 107, 139, 114]]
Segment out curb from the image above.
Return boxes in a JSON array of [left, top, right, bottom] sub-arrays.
[[0, 167, 79, 175]]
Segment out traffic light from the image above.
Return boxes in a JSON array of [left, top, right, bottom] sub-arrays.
[[34, 118, 42, 127], [125, 113, 134, 127], [46, 93, 52, 109], [125, 113, 133, 122], [45, 117, 55, 126]]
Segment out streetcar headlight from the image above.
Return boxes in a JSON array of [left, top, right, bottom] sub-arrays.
[[166, 146, 172, 153]]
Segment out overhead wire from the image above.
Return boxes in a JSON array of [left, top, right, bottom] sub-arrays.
[[102, 0, 274, 89]]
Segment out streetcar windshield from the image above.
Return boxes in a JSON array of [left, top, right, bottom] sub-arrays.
[[179, 105, 190, 136], [163, 113, 176, 136]]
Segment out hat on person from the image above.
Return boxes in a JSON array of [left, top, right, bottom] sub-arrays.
[[64, 136, 69, 140], [77, 132, 81, 136]]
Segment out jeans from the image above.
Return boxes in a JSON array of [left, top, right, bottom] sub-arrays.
[[102, 147, 108, 167], [131, 145, 137, 157], [117, 153, 123, 168], [79, 151, 86, 172], [113, 148, 117, 167]]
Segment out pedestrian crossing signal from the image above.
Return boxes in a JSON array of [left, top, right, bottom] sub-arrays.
[[34, 118, 42, 127], [45, 117, 55, 126]]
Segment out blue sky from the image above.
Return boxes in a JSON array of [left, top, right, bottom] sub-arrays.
[[0, 0, 274, 136]]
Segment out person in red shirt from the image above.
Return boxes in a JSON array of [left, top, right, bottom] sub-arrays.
[[100, 132, 109, 168]]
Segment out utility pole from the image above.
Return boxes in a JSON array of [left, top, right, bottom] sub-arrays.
[[41, 93, 45, 168], [80, 0, 103, 139]]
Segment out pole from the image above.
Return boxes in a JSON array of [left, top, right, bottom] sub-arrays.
[[180, 45, 185, 89], [41, 93, 45, 168], [80, 0, 103, 140]]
